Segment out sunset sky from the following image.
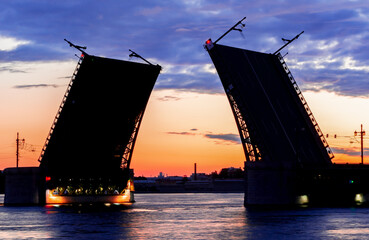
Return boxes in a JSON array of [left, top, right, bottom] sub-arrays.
[[1, 0, 369, 176]]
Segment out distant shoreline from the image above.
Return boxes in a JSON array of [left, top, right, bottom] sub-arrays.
[[134, 179, 244, 193]]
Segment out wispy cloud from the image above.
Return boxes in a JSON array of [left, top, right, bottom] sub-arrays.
[[0, 66, 27, 73], [157, 95, 182, 101], [13, 84, 60, 89], [58, 76, 72, 79], [331, 147, 369, 156], [0, 35, 31, 51], [165, 129, 240, 145], [204, 133, 241, 145], [166, 131, 196, 136]]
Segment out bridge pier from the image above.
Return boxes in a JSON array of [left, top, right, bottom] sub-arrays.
[[244, 162, 299, 206], [4, 167, 45, 205], [244, 162, 369, 207]]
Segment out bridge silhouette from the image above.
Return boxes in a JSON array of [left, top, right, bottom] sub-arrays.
[[4, 23, 369, 207], [5, 46, 161, 205], [204, 29, 369, 206]]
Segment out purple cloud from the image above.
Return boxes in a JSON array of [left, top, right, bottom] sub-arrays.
[[204, 133, 241, 144], [13, 84, 60, 89], [0, 1, 368, 97], [166, 131, 195, 136], [332, 147, 369, 157]]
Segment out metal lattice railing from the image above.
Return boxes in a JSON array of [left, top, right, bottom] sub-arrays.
[[277, 53, 334, 159], [120, 111, 144, 169], [208, 45, 263, 162], [227, 91, 261, 162], [38, 55, 84, 162]]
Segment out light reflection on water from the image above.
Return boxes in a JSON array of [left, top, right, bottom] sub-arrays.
[[1, 193, 369, 239]]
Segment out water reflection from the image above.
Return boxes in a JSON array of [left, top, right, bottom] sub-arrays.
[[123, 193, 247, 239], [43, 204, 135, 239], [2, 194, 369, 239], [243, 207, 369, 239], [38, 193, 247, 239]]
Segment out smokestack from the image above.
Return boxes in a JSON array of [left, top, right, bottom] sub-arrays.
[[194, 163, 197, 181]]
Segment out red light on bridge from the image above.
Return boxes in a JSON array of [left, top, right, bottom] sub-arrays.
[[204, 39, 214, 50], [46, 176, 51, 182]]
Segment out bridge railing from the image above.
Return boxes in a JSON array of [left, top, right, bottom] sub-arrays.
[[38, 54, 85, 163], [276, 53, 334, 159]]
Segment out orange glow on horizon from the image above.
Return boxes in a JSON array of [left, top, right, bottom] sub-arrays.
[[131, 90, 245, 176], [0, 60, 368, 176], [1, 88, 369, 176]]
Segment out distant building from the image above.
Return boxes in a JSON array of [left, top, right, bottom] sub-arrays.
[[216, 167, 244, 179], [0, 170, 4, 194], [190, 173, 210, 181], [158, 172, 166, 179]]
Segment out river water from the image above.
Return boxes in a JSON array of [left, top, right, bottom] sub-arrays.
[[1, 193, 369, 239]]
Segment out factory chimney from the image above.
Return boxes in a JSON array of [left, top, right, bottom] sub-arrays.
[[194, 163, 197, 181]]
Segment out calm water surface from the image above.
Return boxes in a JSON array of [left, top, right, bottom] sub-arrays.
[[1, 193, 369, 239]]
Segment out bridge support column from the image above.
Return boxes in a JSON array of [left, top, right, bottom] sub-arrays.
[[244, 162, 300, 206], [4, 167, 45, 205]]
